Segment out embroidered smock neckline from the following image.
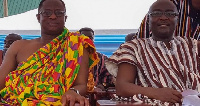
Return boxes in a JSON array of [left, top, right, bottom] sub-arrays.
[[147, 37, 181, 55]]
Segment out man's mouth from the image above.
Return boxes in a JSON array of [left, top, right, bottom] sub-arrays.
[[49, 23, 58, 26], [160, 24, 168, 27], [158, 23, 169, 27]]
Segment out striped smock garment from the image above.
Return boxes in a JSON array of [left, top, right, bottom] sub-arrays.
[[106, 36, 200, 105], [138, 0, 200, 39]]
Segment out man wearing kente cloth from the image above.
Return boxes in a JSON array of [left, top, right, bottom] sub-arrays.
[[0, 0, 99, 105]]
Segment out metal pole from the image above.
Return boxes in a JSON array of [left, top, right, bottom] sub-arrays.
[[3, 0, 8, 17]]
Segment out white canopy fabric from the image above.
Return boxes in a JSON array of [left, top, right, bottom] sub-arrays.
[[0, 0, 156, 30], [0, 0, 40, 17]]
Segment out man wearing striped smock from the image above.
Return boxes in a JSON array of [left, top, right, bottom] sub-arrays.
[[138, 0, 200, 40], [106, 0, 200, 105]]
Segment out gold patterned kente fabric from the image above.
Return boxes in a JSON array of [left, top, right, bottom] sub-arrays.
[[0, 28, 99, 105]]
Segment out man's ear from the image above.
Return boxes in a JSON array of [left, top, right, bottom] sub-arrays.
[[64, 16, 67, 22], [36, 14, 40, 23]]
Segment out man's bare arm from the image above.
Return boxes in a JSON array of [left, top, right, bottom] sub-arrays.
[[116, 63, 146, 97], [70, 47, 89, 95], [116, 63, 182, 103], [0, 41, 20, 90], [61, 48, 89, 106]]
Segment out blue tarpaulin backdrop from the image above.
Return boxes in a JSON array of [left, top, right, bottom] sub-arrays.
[[0, 34, 125, 57]]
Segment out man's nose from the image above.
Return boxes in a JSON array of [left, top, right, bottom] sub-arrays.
[[49, 12, 57, 19], [159, 13, 168, 20]]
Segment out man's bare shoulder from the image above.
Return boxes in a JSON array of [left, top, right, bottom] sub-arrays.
[[12, 38, 40, 48], [13, 38, 40, 46], [10, 38, 42, 63]]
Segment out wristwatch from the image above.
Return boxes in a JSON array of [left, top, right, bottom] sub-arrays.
[[69, 88, 80, 95]]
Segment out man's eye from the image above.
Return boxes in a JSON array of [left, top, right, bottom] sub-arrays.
[[55, 11, 65, 16], [56, 12, 62, 15], [166, 12, 172, 16], [166, 12, 177, 17], [43, 11, 52, 15], [57, 11, 63, 14], [152, 12, 162, 16]]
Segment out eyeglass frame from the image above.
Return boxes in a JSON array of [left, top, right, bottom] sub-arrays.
[[148, 11, 179, 18], [38, 10, 66, 17]]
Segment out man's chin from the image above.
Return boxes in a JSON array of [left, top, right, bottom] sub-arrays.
[[157, 32, 174, 40], [46, 29, 63, 35], [157, 29, 170, 35]]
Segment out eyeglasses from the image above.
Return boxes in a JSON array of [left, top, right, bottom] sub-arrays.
[[149, 11, 178, 18], [38, 10, 66, 17]]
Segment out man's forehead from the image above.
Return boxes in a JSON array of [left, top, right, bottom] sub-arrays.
[[149, 0, 177, 12], [43, 0, 63, 6], [41, 0, 65, 10]]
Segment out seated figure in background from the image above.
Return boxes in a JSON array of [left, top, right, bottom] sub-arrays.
[[79, 27, 115, 91], [125, 33, 137, 42], [0, 33, 22, 65], [0, 0, 99, 105], [106, 0, 200, 105]]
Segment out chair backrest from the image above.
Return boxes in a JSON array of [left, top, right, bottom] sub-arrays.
[[0, 50, 3, 65]]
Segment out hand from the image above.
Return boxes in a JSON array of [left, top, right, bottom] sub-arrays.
[[61, 90, 89, 106], [147, 87, 182, 103]]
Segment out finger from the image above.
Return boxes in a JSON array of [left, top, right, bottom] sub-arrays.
[[172, 96, 181, 103], [69, 95, 75, 106], [85, 98, 89, 106], [170, 98, 177, 103], [172, 91, 183, 99], [77, 97, 85, 106], [61, 95, 67, 106]]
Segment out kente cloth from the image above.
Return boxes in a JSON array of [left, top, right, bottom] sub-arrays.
[[137, 0, 200, 40], [0, 28, 99, 105], [106, 36, 200, 105]]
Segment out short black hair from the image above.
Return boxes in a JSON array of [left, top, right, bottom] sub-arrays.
[[6, 33, 22, 40], [125, 33, 136, 42], [38, 0, 66, 13], [79, 27, 94, 35]]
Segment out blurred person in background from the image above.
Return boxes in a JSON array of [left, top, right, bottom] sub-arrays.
[[0, 33, 22, 65], [125, 33, 137, 42], [79, 27, 115, 91]]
